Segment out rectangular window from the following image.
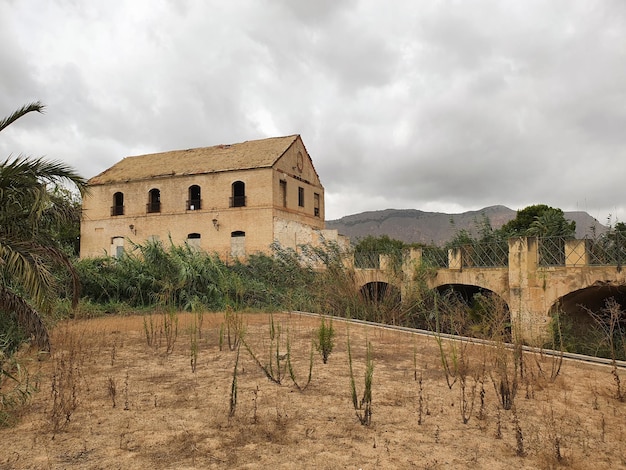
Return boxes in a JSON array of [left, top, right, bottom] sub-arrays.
[[298, 186, 304, 207], [280, 180, 287, 208], [314, 193, 320, 217]]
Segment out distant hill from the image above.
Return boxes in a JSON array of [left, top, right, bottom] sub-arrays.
[[325, 205, 606, 245]]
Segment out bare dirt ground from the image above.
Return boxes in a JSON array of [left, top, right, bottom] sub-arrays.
[[1, 311, 625, 469]]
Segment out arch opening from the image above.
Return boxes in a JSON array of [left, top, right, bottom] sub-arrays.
[[434, 284, 510, 340], [550, 285, 626, 359], [111, 192, 124, 216], [147, 188, 160, 213], [359, 281, 400, 304], [187, 185, 201, 210], [186, 232, 201, 250], [230, 230, 246, 257], [231, 181, 246, 207]]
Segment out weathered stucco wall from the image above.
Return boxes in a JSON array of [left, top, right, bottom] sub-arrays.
[[81, 137, 327, 259], [384, 240, 626, 344]]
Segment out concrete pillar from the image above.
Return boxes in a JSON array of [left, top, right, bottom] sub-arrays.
[[449, 247, 462, 271], [379, 254, 390, 271], [508, 237, 551, 345], [343, 254, 355, 270], [565, 239, 588, 267], [401, 248, 423, 301]]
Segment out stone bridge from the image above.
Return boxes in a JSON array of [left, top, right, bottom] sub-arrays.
[[352, 237, 626, 344]]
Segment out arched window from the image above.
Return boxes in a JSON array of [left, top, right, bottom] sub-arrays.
[[187, 232, 201, 250], [111, 192, 124, 216], [230, 231, 246, 257], [111, 236, 125, 258], [147, 188, 160, 213], [187, 185, 201, 210], [230, 181, 246, 207]]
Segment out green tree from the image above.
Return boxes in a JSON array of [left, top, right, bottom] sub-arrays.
[[526, 208, 576, 238], [353, 235, 405, 254], [353, 235, 405, 270], [499, 204, 575, 238], [499, 204, 552, 236], [0, 102, 87, 351], [46, 186, 83, 257]]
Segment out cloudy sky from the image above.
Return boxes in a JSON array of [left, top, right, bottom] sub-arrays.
[[1, 1, 625, 222]]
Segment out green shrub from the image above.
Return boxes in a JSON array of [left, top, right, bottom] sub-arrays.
[[315, 316, 335, 364]]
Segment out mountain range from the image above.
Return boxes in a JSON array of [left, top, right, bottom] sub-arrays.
[[325, 205, 606, 246]]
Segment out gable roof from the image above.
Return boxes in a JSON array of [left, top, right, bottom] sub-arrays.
[[89, 135, 300, 185]]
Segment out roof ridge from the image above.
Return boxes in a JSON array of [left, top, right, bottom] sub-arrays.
[[88, 134, 301, 185]]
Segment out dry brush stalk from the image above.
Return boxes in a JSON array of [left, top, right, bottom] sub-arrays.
[[229, 345, 241, 418], [587, 298, 625, 401], [286, 334, 314, 391], [348, 335, 373, 426], [243, 314, 286, 385]]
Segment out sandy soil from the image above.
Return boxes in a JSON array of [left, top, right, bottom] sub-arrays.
[[1, 311, 625, 469]]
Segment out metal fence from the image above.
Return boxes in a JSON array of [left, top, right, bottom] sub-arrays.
[[421, 246, 449, 268], [537, 233, 626, 267], [458, 241, 509, 268], [537, 236, 567, 266], [353, 233, 626, 272], [586, 232, 626, 267], [353, 250, 405, 270], [354, 251, 383, 269]]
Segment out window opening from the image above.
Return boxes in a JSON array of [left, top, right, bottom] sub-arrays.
[[230, 231, 246, 258], [231, 181, 246, 207], [147, 188, 161, 213], [314, 192, 320, 217], [298, 186, 304, 207], [187, 232, 201, 250], [280, 180, 287, 208], [111, 236, 125, 258], [187, 185, 201, 210], [111, 192, 124, 216]]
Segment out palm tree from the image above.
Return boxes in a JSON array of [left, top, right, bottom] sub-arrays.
[[0, 102, 87, 351], [526, 208, 576, 238]]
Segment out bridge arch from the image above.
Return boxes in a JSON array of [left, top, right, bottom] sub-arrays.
[[434, 283, 511, 337], [549, 284, 626, 338], [359, 281, 401, 304], [434, 283, 505, 304]]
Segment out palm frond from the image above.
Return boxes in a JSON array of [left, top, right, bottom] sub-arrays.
[[0, 156, 87, 197], [0, 241, 58, 309], [0, 285, 50, 352], [0, 101, 45, 133]]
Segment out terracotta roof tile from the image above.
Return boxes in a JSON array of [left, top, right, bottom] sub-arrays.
[[89, 135, 299, 185]]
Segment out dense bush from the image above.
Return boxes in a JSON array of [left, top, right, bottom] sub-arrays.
[[75, 240, 321, 314]]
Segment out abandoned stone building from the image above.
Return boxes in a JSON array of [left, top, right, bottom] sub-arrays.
[[80, 135, 344, 259]]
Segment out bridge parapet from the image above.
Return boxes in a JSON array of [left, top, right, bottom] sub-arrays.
[[350, 236, 626, 344], [538, 234, 626, 268], [420, 237, 625, 344]]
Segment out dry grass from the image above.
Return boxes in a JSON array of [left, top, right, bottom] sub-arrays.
[[1, 312, 625, 469]]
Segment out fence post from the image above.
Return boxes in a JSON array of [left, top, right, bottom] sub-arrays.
[[448, 247, 462, 271], [565, 239, 588, 267]]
